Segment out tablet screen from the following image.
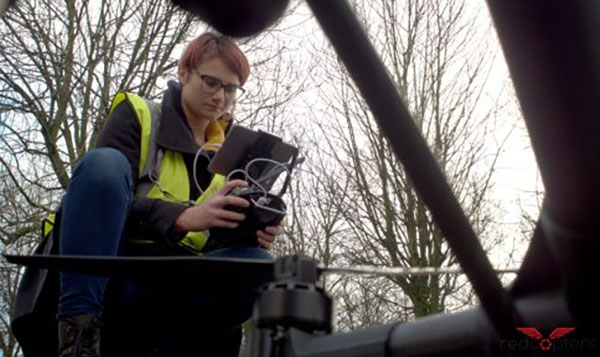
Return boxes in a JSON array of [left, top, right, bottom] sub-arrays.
[[208, 125, 298, 190]]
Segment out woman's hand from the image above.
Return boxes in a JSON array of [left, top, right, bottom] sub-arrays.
[[257, 222, 284, 250], [174, 179, 250, 233]]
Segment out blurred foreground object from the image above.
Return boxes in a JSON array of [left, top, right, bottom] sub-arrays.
[[171, 0, 290, 37], [1, 0, 14, 14]]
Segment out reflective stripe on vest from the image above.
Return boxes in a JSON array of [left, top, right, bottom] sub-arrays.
[[109, 92, 154, 178], [109, 91, 227, 254]]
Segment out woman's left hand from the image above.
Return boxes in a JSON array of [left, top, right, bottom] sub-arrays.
[[257, 223, 284, 250]]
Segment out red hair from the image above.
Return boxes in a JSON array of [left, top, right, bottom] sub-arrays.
[[179, 33, 250, 85]]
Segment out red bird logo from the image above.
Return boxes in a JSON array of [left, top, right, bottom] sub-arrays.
[[516, 327, 575, 351]]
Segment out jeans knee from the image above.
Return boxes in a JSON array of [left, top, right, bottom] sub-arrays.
[[250, 249, 274, 261], [73, 148, 133, 191]]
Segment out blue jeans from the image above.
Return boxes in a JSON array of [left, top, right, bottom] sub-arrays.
[[58, 148, 273, 322], [58, 148, 134, 317]]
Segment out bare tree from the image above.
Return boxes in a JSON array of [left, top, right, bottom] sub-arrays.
[[0, 162, 40, 357], [289, 0, 508, 324], [333, 275, 413, 331], [0, 0, 195, 195]]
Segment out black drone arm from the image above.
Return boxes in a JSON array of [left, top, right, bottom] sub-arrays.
[[487, 0, 600, 334], [246, 257, 572, 357], [487, 0, 600, 227]]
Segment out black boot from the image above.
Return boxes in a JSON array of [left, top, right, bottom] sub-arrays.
[[58, 314, 102, 357]]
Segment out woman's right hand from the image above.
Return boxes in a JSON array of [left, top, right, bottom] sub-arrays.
[[173, 179, 250, 233]]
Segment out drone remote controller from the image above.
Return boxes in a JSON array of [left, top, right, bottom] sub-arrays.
[[211, 186, 287, 247], [206, 126, 300, 248]]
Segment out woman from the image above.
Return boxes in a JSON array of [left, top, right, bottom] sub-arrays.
[[50, 33, 278, 356]]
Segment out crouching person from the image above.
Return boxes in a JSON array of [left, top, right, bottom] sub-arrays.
[[11, 32, 282, 357]]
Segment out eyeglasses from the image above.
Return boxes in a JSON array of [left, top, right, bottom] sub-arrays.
[[192, 70, 245, 101]]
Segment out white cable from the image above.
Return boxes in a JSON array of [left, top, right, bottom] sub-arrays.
[[320, 265, 519, 277], [226, 168, 267, 193], [246, 158, 291, 183], [222, 157, 291, 218], [193, 143, 221, 196], [225, 158, 290, 197], [226, 168, 248, 182], [250, 158, 293, 197], [243, 158, 291, 197], [251, 197, 286, 215]]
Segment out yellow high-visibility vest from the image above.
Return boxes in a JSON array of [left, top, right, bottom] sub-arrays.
[[40, 92, 229, 253], [107, 91, 229, 254]]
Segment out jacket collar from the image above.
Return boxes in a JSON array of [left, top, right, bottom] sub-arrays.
[[156, 80, 199, 154], [157, 80, 229, 154]]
